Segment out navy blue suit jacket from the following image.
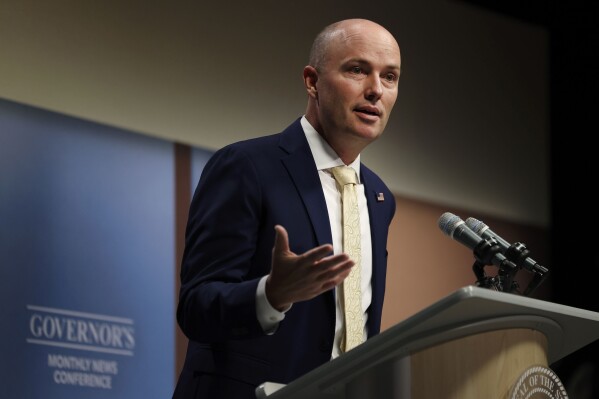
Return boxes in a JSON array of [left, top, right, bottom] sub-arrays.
[[173, 118, 396, 398]]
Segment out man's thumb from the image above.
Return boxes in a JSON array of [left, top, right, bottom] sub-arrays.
[[273, 225, 290, 254]]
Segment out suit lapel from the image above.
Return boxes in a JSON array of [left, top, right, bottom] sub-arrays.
[[361, 168, 386, 329], [279, 119, 333, 247]]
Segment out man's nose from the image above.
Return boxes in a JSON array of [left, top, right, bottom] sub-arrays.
[[364, 75, 383, 101]]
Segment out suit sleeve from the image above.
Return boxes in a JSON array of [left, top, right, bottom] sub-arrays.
[[177, 145, 267, 342]]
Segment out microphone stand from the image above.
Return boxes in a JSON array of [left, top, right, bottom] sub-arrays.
[[505, 242, 550, 296], [471, 238, 520, 293], [523, 268, 549, 296], [471, 239, 549, 296]]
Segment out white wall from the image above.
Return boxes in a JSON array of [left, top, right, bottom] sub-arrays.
[[0, 0, 549, 226]]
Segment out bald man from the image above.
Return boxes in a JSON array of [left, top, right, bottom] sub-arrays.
[[173, 18, 401, 399]]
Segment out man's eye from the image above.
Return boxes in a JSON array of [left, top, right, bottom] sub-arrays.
[[351, 66, 362, 74], [384, 73, 397, 82]]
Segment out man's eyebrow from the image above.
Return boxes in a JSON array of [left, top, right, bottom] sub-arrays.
[[344, 58, 400, 69]]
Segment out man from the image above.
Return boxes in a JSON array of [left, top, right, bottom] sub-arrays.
[[173, 18, 401, 398]]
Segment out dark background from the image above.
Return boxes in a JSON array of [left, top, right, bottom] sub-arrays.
[[464, 0, 599, 396]]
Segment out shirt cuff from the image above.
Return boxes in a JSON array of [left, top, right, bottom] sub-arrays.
[[256, 275, 289, 334]]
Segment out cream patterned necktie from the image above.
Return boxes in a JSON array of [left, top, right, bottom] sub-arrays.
[[330, 166, 364, 353]]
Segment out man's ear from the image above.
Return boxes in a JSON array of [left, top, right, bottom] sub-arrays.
[[303, 66, 318, 98]]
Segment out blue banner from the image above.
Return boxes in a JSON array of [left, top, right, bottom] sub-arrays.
[[0, 99, 175, 398]]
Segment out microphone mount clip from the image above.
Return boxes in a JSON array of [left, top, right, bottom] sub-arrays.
[[472, 237, 520, 293]]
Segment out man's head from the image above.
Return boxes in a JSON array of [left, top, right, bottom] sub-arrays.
[[304, 19, 401, 164]]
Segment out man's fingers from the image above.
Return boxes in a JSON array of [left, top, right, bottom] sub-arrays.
[[317, 260, 354, 292], [318, 258, 354, 278], [315, 253, 353, 269], [300, 243, 334, 264]]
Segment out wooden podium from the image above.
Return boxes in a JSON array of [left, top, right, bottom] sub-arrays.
[[256, 285, 599, 399]]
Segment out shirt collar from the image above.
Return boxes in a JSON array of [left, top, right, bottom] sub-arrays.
[[301, 116, 361, 181]]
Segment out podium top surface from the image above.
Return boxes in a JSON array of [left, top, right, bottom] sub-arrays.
[[378, 285, 599, 364], [260, 285, 599, 398]]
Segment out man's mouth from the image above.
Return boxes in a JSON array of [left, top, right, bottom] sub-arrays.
[[355, 106, 381, 117]]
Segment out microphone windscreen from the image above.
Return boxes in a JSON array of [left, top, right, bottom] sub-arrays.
[[438, 212, 463, 237], [465, 217, 486, 235]]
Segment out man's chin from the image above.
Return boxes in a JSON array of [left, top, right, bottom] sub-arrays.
[[352, 126, 384, 142]]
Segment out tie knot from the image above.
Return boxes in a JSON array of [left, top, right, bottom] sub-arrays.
[[331, 166, 358, 188]]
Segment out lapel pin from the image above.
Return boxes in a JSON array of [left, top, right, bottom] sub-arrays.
[[376, 192, 385, 202]]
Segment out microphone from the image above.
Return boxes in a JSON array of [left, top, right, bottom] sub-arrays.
[[438, 212, 516, 271], [439, 212, 521, 292], [465, 217, 548, 275]]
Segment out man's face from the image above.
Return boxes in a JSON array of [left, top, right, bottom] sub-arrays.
[[315, 24, 401, 147]]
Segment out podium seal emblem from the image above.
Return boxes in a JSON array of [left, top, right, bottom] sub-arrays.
[[509, 365, 568, 399]]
